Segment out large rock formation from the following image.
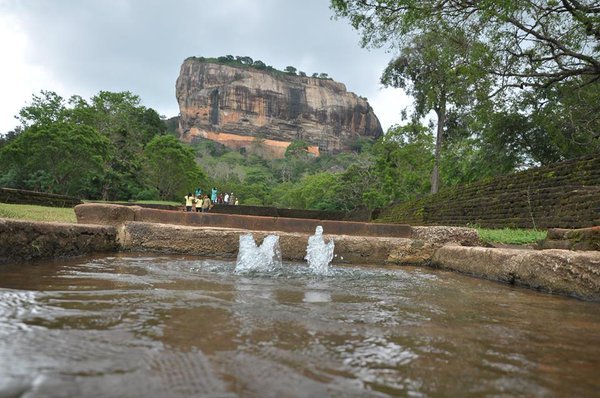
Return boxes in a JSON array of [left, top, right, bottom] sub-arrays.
[[176, 57, 383, 157]]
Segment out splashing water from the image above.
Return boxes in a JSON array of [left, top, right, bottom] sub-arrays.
[[305, 226, 335, 275], [235, 234, 282, 273]]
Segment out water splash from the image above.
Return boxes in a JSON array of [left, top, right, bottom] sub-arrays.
[[305, 226, 335, 275], [235, 234, 282, 273]]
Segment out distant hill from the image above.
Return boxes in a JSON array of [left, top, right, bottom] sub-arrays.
[[175, 57, 383, 158]]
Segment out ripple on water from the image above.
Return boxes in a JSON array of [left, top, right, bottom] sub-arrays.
[[0, 255, 599, 398], [0, 289, 43, 336]]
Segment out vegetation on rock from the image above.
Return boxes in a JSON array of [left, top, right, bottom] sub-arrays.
[[185, 55, 333, 80]]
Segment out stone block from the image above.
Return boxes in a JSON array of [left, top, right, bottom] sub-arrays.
[[0, 218, 118, 263], [411, 226, 481, 246], [75, 203, 136, 225], [432, 245, 600, 300]]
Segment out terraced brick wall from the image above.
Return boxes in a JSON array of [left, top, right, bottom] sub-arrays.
[[375, 155, 600, 229], [0, 187, 82, 208]]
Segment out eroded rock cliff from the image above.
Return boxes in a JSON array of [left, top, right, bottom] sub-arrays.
[[176, 58, 383, 157]]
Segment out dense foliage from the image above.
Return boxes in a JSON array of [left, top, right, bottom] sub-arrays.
[[1, 83, 597, 212], [331, 0, 600, 192], [0, 90, 204, 201]]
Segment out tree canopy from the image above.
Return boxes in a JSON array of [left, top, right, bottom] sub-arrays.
[[1, 90, 204, 201], [331, 0, 600, 190], [331, 0, 600, 89]]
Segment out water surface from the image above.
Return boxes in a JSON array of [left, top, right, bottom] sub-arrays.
[[0, 254, 598, 397]]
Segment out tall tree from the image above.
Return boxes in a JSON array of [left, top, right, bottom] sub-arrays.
[[143, 135, 207, 201], [0, 123, 110, 196], [372, 122, 434, 202], [332, 0, 600, 178], [381, 30, 491, 193], [74, 91, 167, 200]]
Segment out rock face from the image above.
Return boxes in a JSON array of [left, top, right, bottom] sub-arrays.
[[176, 58, 383, 157]]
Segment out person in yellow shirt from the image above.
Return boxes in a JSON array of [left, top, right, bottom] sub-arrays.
[[184, 193, 195, 212]]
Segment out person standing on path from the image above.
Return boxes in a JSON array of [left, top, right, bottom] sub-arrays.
[[184, 193, 194, 212], [202, 195, 212, 212]]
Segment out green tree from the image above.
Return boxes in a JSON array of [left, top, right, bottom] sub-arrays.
[[252, 60, 267, 69], [381, 30, 491, 193], [332, 0, 600, 175], [237, 168, 274, 205], [0, 123, 110, 196], [17, 90, 69, 128], [335, 156, 384, 210], [274, 172, 340, 210], [0, 128, 22, 150], [520, 79, 600, 162], [285, 140, 310, 159], [284, 66, 297, 75], [12, 90, 168, 200], [371, 123, 434, 203], [75, 91, 166, 200], [143, 135, 207, 201], [331, 0, 600, 89]]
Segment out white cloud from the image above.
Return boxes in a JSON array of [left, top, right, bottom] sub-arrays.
[[368, 87, 412, 132], [0, 13, 65, 132], [0, 0, 409, 133]]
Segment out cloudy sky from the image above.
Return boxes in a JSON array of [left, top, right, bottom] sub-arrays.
[[0, 0, 411, 134]]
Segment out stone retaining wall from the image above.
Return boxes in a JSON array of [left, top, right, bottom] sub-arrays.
[[0, 187, 82, 208], [375, 155, 600, 228], [75, 203, 416, 238], [432, 246, 600, 300], [209, 204, 347, 221], [119, 222, 435, 265], [0, 218, 118, 263]]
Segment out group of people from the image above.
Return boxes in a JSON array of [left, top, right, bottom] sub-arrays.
[[184, 187, 239, 212], [218, 192, 238, 206]]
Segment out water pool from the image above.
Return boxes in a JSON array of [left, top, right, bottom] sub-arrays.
[[0, 253, 598, 397]]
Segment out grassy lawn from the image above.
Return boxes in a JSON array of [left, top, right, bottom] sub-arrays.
[[477, 227, 547, 245], [0, 203, 77, 223], [0, 200, 183, 224]]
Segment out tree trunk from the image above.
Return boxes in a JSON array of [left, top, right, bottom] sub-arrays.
[[431, 97, 446, 194]]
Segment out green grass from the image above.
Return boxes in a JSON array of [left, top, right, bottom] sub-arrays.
[[0, 203, 77, 223], [477, 227, 547, 245]]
